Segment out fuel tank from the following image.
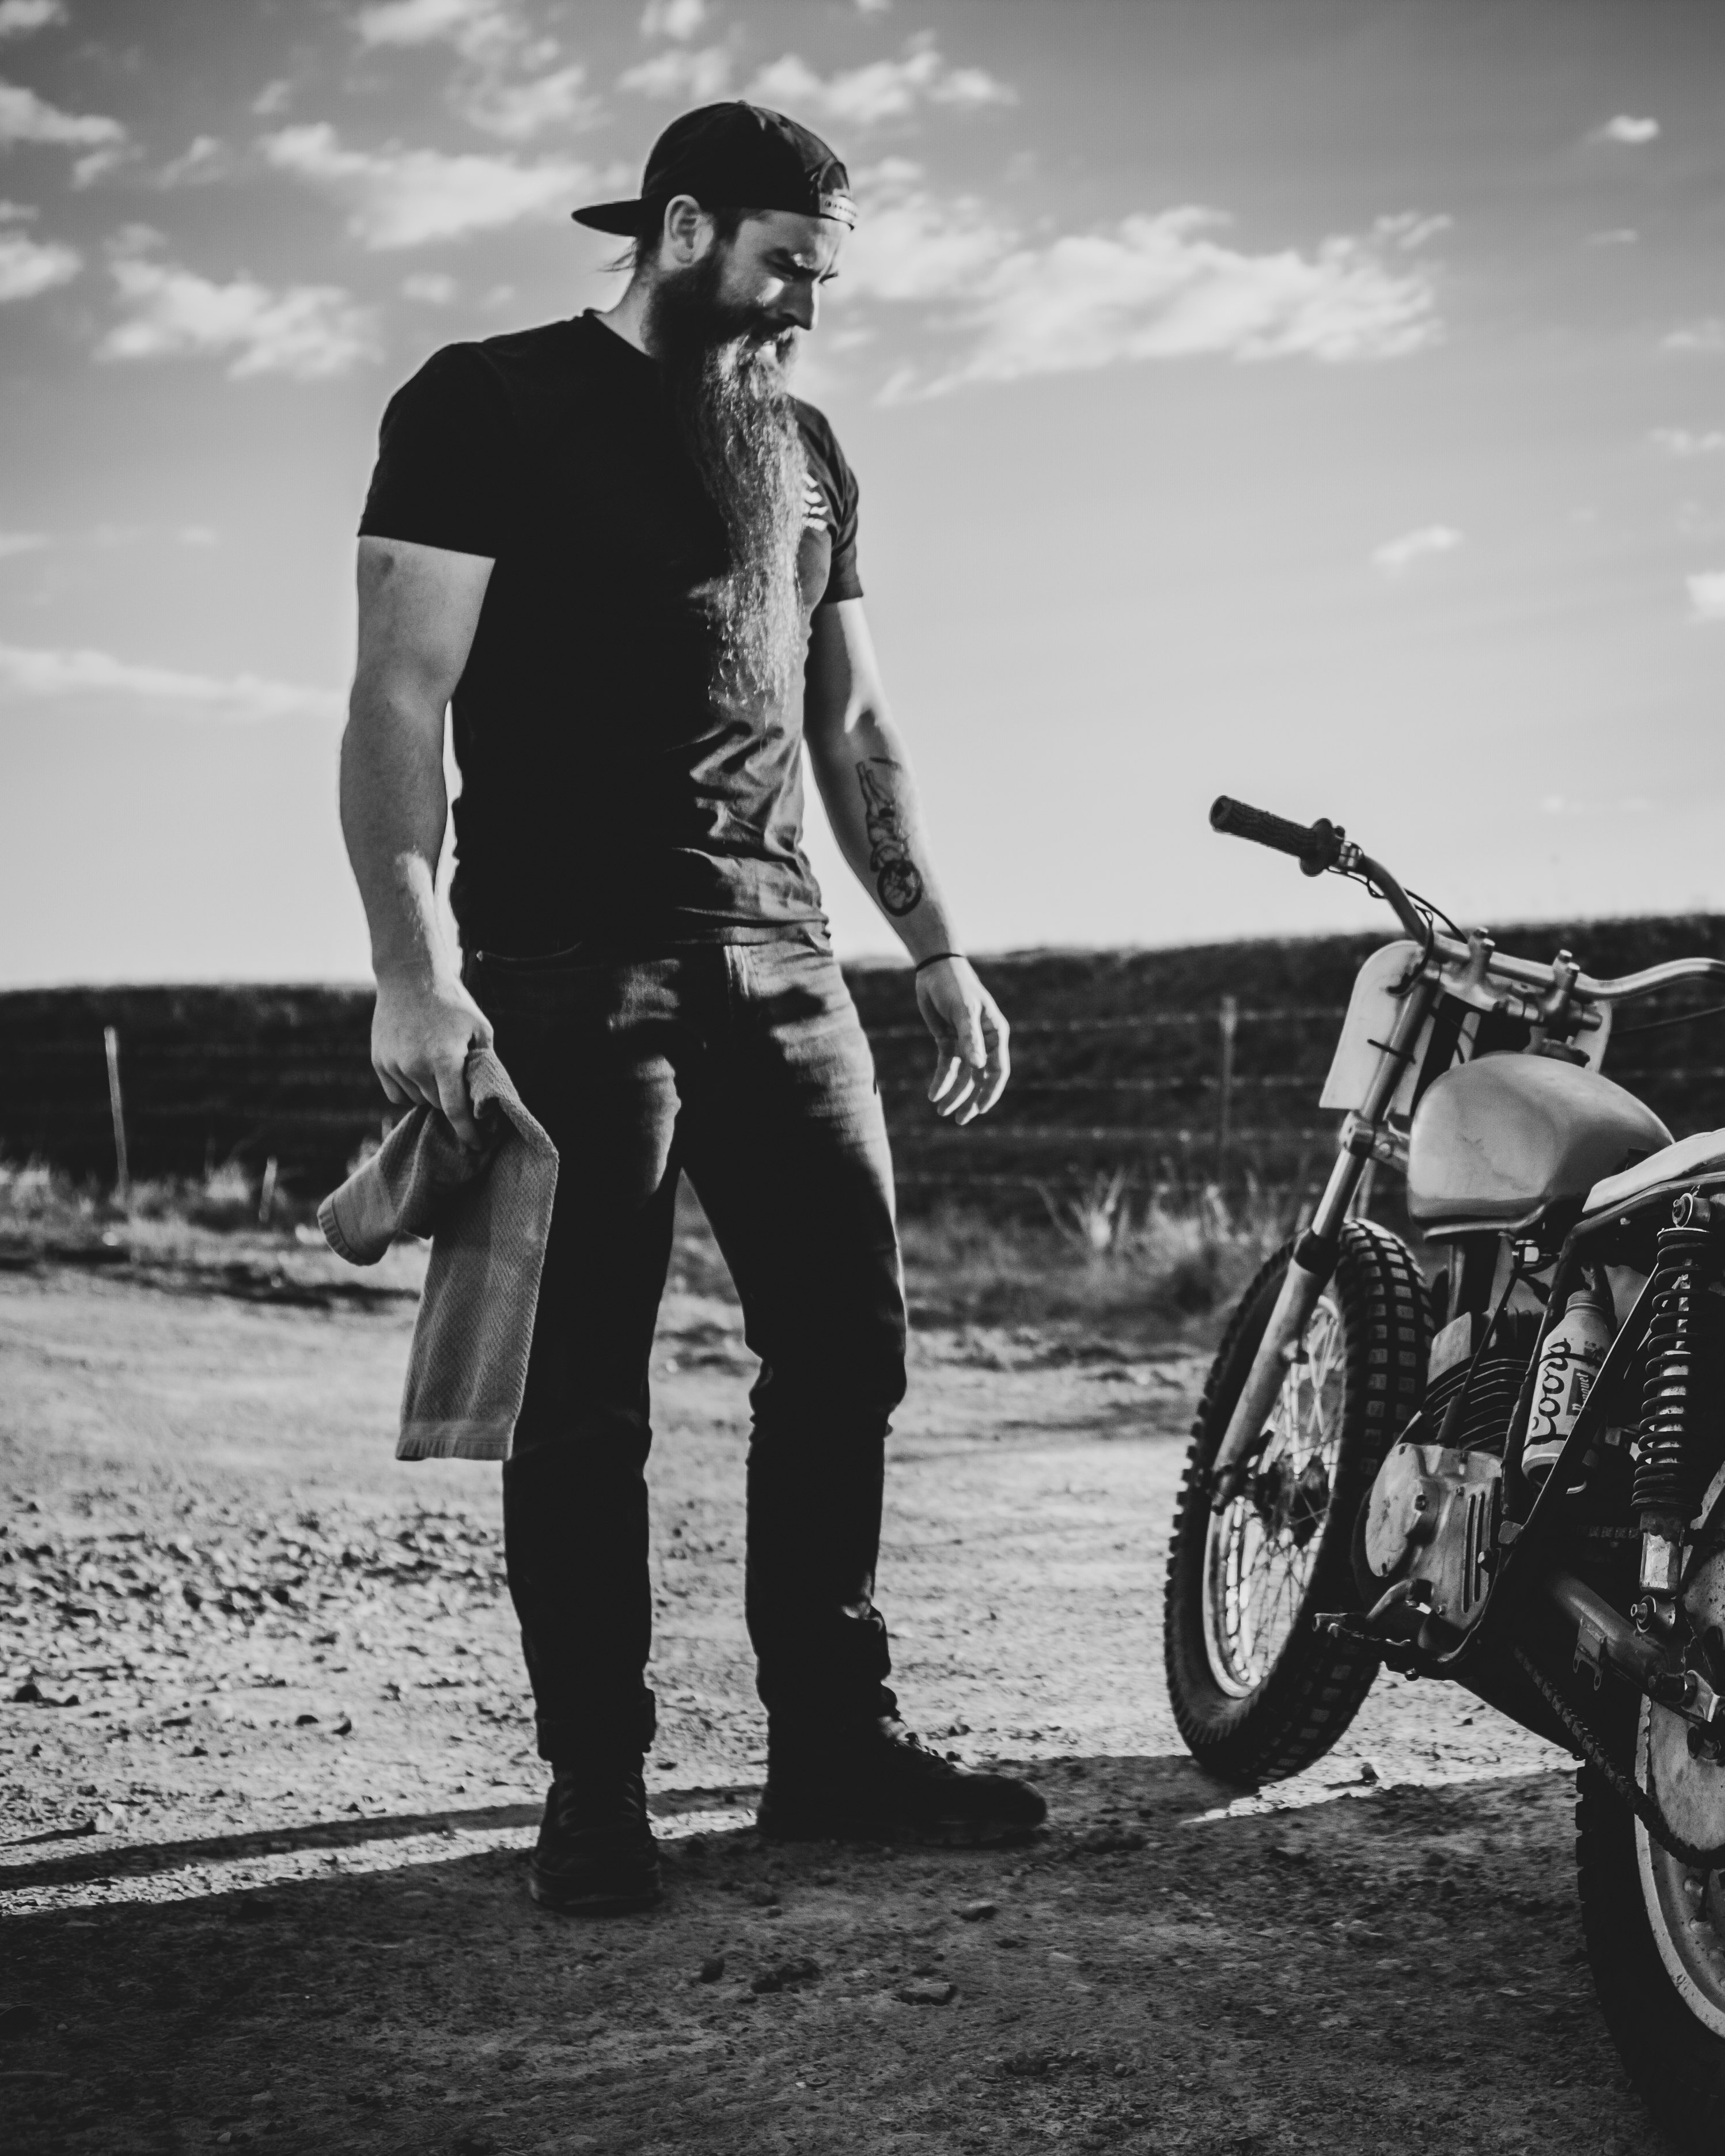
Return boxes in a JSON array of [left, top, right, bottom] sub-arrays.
[[1406, 1053, 1671, 1235]]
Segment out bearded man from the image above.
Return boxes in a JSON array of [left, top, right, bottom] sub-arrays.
[[341, 102, 1043, 1916]]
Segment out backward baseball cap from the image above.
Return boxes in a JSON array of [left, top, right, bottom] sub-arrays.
[[572, 101, 857, 236]]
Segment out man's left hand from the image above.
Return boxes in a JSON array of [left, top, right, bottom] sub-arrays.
[[915, 957, 1011, 1124]]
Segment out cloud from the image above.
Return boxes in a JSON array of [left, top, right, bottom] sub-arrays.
[[353, 0, 514, 55], [0, 77, 125, 161], [837, 162, 1014, 300], [1374, 211, 1453, 251], [1664, 319, 1725, 356], [0, 521, 219, 552], [460, 63, 597, 141], [98, 236, 380, 379], [1652, 427, 1725, 458], [1594, 115, 1659, 145], [639, 0, 708, 36], [746, 35, 1015, 128], [1372, 525, 1463, 575], [157, 134, 229, 187], [252, 79, 293, 117], [261, 123, 594, 247], [842, 169, 1444, 395], [1587, 227, 1637, 246], [351, 0, 589, 138], [402, 270, 457, 302], [0, 75, 127, 184], [619, 44, 733, 100], [1676, 500, 1725, 541], [0, 640, 343, 721], [0, 0, 65, 34], [85, 521, 221, 548], [0, 223, 76, 298], [1688, 571, 1725, 624]]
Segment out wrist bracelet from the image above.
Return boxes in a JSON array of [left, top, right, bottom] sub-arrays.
[[913, 951, 965, 974]]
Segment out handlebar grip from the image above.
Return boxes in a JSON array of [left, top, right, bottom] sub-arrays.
[[1209, 796, 1343, 876]]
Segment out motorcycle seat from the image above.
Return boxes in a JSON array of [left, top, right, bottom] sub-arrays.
[[1583, 1129, 1725, 1218]]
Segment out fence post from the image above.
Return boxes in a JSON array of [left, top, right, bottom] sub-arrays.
[[103, 1025, 130, 1206], [1215, 995, 1238, 1185]]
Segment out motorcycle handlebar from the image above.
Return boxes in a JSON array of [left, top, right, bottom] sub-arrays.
[[1573, 956, 1725, 1004], [1209, 796, 1344, 878], [1207, 798, 1725, 1008]]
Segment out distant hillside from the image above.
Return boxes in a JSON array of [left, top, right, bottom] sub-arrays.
[[6, 913, 1725, 1210]]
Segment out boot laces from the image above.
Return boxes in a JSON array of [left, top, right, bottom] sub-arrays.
[[879, 1717, 962, 1779]]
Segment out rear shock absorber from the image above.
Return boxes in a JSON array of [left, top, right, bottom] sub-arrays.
[[1633, 1193, 1723, 1597]]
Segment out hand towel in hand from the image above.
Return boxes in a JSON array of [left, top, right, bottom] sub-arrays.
[[317, 1046, 559, 1462]]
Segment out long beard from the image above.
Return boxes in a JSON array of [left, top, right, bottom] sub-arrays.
[[650, 257, 808, 711]]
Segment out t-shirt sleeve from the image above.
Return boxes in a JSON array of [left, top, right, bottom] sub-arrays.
[[825, 444, 862, 605], [801, 405, 862, 605], [358, 344, 515, 559]]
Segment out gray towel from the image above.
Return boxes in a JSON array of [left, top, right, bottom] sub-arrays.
[[317, 1046, 559, 1463]]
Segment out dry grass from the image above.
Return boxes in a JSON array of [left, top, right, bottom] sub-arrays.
[[1, 1155, 1299, 1348], [897, 1177, 1295, 1334], [658, 1170, 1294, 1339], [0, 1156, 310, 1238]]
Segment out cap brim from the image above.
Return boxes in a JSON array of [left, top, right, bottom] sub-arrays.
[[571, 199, 641, 236]]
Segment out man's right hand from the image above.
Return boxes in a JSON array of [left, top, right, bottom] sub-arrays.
[[371, 972, 494, 1149]]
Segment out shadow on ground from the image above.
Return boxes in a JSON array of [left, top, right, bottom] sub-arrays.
[[1, 1753, 1669, 2156]]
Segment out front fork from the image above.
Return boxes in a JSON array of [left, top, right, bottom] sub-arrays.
[[1208, 974, 1435, 1513]]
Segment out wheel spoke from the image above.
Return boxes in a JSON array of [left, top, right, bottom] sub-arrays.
[[1204, 1292, 1347, 1693]]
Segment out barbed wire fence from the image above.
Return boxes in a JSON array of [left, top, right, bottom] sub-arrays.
[[7, 957, 1725, 1223]]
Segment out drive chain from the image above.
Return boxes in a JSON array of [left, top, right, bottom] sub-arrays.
[[1511, 1644, 1725, 1872]]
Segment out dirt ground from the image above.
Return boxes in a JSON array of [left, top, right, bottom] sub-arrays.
[[0, 1233, 1677, 2156]]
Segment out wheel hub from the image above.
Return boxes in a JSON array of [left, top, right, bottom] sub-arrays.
[[1287, 1453, 1331, 1548], [1638, 1679, 1725, 2033]]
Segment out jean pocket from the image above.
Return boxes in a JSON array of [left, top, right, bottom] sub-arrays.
[[472, 942, 598, 975]]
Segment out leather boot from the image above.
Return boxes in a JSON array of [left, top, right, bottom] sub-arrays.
[[758, 1709, 1046, 1847], [529, 1755, 661, 1915]]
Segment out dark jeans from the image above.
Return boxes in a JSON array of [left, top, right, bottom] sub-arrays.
[[468, 935, 908, 1766]]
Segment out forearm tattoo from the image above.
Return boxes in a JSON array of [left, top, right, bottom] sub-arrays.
[[856, 758, 926, 917]]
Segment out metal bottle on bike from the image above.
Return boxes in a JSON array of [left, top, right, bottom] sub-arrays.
[[1521, 1282, 1614, 1481]]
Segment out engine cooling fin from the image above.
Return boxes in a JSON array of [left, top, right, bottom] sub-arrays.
[[1425, 1312, 1542, 1454]]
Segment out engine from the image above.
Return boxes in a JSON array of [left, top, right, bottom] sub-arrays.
[[1361, 1441, 1500, 1634], [1423, 1310, 1541, 1452], [1358, 1309, 1534, 1636], [1362, 1194, 1725, 1653]]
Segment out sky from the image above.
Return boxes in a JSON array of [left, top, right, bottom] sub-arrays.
[[1, 0, 1723, 986]]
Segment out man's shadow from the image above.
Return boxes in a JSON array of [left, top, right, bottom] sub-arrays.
[[0, 1752, 1666, 2156]]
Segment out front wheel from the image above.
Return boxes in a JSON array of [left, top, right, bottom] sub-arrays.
[[1162, 1220, 1427, 1785]]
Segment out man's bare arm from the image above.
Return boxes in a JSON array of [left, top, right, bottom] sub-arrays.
[[342, 534, 495, 1145], [803, 598, 1009, 1123]]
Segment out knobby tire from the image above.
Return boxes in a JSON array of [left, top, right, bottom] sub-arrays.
[[1162, 1220, 1427, 1786]]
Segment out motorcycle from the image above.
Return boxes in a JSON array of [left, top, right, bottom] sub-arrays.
[[1164, 797, 1725, 2150]]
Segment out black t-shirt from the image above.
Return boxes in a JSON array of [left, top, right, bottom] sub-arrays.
[[358, 310, 863, 954]]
